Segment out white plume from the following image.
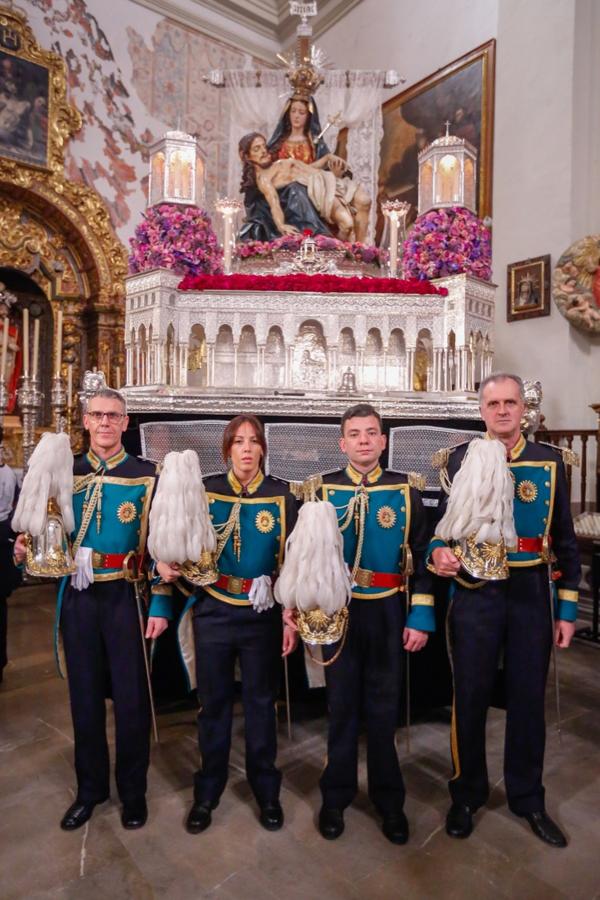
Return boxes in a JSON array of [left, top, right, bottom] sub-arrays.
[[147, 449, 217, 563], [437, 439, 517, 547], [274, 501, 351, 615], [12, 432, 74, 536]]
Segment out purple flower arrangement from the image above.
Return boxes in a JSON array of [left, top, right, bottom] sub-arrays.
[[128, 204, 223, 276], [401, 206, 492, 282], [236, 234, 389, 268]]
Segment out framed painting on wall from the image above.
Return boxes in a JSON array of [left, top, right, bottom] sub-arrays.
[[507, 254, 551, 322], [376, 40, 495, 242], [0, 44, 50, 169]]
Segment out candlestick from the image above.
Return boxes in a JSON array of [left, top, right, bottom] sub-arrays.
[[215, 198, 242, 275], [0, 317, 8, 382], [67, 362, 73, 407], [51, 373, 67, 433], [17, 373, 44, 468], [54, 307, 63, 377], [381, 200, 411, 278], [22, 307, 29, 377], [32, 318, 40, 382]]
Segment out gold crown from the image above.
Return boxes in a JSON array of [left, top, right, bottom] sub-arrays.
[[286, 61, 323, 102]]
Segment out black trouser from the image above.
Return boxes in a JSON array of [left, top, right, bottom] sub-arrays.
[[0, 518, 20, 673], [192, 593, 282, 807], [320, 593, 406, 814], [61, 580, 151, 805], [448, 568, 553, 815]]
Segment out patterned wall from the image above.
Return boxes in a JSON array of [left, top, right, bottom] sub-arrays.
[[25, 0, 257, 244]]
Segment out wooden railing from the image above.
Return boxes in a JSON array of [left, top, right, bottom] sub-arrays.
[[534, 428, 599, 512]]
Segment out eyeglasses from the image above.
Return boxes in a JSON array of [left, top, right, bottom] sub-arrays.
[[87, 411, 125, 423]]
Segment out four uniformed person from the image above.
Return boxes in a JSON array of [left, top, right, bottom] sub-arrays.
[[428, 373, 580, 847], [286, 403, 435, 844], [157, 415, 298, 833], [14, 388, 171, 831], [14, 385, 580, 845]]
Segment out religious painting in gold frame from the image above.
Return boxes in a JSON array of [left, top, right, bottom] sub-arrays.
[[376, 40, 495, 242], [0, 22, 51, 170], [507, 254, 551, 322]]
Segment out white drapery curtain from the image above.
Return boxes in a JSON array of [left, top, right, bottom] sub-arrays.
[[225, 70, 386, 244]]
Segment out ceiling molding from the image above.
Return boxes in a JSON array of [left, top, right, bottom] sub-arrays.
[[129, 0, 364, 62]]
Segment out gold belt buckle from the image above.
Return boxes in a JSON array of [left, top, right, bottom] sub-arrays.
[[227, 575, 244, 594], [92, 551, 106, 568], [355, 567, 374, 588]]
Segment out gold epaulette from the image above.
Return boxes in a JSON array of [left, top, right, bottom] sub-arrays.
[[407, 471, 426, 491], [431, 440, 472, 470], [289, 473, 323, 502], [431, 442, 471, 495], [537, 441, 580, 467], [432, 447, 451, 470]]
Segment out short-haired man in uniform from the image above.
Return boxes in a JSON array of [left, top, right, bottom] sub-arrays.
[[288, 403, 434, 844], [15, 388, 171, 831], [429, 373, 580, 847]]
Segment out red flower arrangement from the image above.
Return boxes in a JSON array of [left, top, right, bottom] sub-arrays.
[[178, 272, 447, 296]]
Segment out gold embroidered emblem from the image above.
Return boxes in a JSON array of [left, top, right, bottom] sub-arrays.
[[255, 509, 275, 534], [376, 505, 397, 529], [117, 501, 137, 524], [517, 480, 538, 503]]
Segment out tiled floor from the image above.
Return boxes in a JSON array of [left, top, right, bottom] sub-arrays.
[[1, 585, 599, 899]]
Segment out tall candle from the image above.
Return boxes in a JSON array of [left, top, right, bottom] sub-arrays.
[[223, 213, 233, 274], [67, 363, 73, 407], [115, 365, 121, 389], [54, 308, 63, 377], [22, 307, 29, 378], [32, 318, 40, 381], [0, 318, 8, 381], [389, 215, 399, 278]]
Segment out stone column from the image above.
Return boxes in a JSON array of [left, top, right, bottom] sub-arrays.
[[181, 343, 189, 386], [210, 343, 216, 387], [329, 347, 338, 390], [405, 348, 415, 391]]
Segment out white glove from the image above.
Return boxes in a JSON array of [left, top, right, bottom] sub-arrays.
[[248, 574, 274, 613], [71, 546, 94, 591]]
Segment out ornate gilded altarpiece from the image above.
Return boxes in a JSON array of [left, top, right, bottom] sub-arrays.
[[0, 5, 126, 464]]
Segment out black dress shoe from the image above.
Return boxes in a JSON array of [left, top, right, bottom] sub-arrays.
[[186, 801, 212, 834], [318, 806, 344, 840], [60, 797, 107, 831], [522, 811, 567, 847], [382, 810, 409, 845], [121, 799, 148, 830], [445, 803, 473, 839], [259, 801, 284, 831]]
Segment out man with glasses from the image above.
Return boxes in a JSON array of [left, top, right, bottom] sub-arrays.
[[15, 388, 171, 831]]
